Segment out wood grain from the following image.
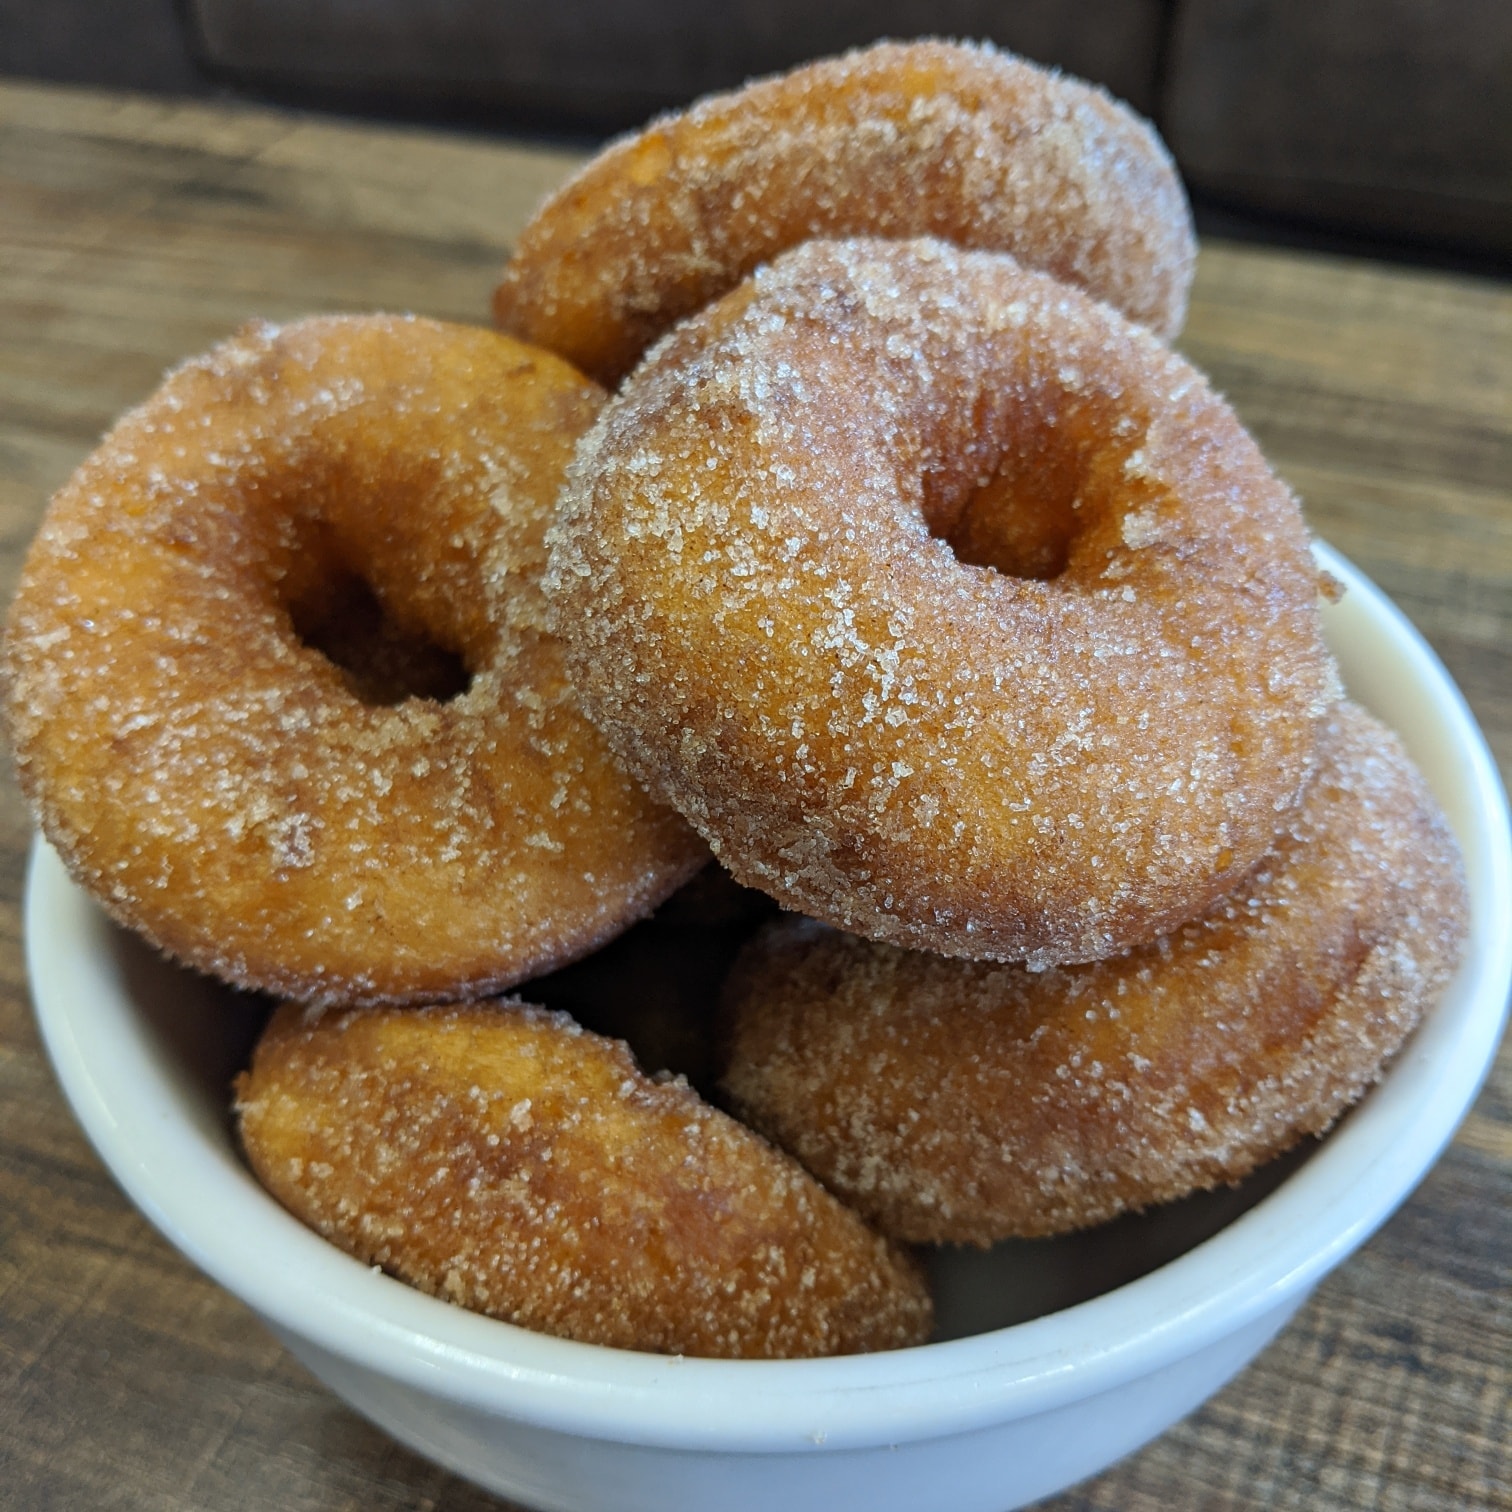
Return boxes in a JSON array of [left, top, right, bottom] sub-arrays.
[[0, 80, 1507, 1512]]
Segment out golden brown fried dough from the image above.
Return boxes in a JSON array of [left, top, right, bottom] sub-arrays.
[[493, 38, 1195, 383], [722, 704, 1469, 1243], [3, 315, 706, 1006], [547, 238, 1337, 967], [237, 1000, 932, 1357]]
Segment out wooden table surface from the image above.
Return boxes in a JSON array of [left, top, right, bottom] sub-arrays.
[[0, 80, 1508, 1512]]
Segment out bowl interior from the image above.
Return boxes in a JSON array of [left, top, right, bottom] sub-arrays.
[[24, 541, 1512, 1447]]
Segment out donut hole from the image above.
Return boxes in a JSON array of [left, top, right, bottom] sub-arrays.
[[938, 459, 1078, 580], [919, 377, 1158, 584], [924, 432, 1090, 582], [287, 568, 472, 707]]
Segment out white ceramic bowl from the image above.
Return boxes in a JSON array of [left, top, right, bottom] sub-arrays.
[[25, 543, 1512, 1512]]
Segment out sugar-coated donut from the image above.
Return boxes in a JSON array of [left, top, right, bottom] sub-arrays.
[[3, 315, 706, 1006], [493, 38, 1195, 385], [236, 999, 933, 1357], [547, 238, 1338, 967], [721, 704, 1470, 1244]]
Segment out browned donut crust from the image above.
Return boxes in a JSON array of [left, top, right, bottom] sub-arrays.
[[720, 704, 1470, 1244], [547, 239, 1338, 967], [3, 316, 706, 1006], [236, 1000, 932, 1358], [492, 38, 1195, 385]]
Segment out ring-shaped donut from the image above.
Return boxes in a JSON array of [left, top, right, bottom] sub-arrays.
[[3, 315, 706, 1005], [236, 997, 933, 1357], [547, 239, 1338, 966], [720, 704, 1469, 1242], [493, 38, 1195, 386]]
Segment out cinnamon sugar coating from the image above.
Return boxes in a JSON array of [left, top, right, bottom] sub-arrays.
[[547, 239, 1338, 966], [3, 316, 706, 1006], [236, 1000, 932, 1357], [721, 704, 1470, 1244], [492, 38, 1195, 385]]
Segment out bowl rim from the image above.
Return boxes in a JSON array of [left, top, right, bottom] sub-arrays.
[[25, 540, 1512, 1454]]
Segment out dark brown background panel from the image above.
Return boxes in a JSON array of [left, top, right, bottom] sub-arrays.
[[184, 0, 1168, 124], [1164, 0, 1512, 256]]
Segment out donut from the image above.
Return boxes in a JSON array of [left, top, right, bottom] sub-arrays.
[[3, 315, 707, 1007], [492, 38, 1196, 385], [546, 238, 1339, 967], [720, 703, 1470, 1244], [235, 998, 933, 1357]]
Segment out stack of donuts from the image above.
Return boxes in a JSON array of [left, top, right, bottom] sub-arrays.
[[2, 41, 1468, 1359]]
